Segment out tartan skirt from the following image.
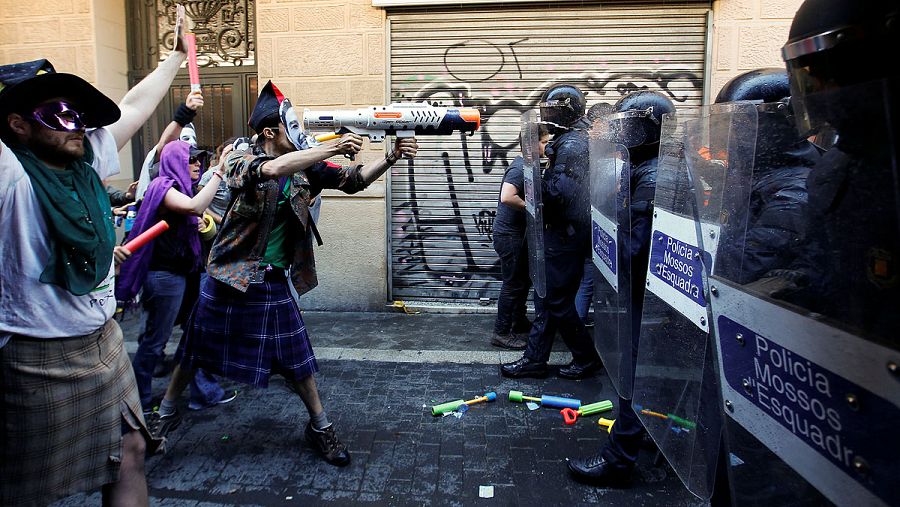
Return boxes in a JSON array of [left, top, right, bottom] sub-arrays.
[[181, 274, 319, 387], [0, 319, 161, 507]]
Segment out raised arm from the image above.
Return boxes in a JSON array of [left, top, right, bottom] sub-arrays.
[[259, 134, 362, 179], [106, 7, 188, 150], [152, 91, 204, 163], [162, 171, 223, 216]]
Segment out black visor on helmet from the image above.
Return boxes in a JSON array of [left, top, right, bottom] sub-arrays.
[[608, 107, 659, 148]]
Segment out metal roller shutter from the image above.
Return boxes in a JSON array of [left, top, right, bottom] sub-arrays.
[[388, 1, 710, 304]]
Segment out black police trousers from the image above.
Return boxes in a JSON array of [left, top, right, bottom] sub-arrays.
[[524, 243, 599, 364]]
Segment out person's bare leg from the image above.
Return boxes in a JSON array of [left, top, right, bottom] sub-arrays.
[[101, 430, 148, 507], [290, 375, 323, 415], [162, 364, 194, 403]]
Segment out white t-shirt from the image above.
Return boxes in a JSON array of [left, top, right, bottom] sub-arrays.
[[0, 128, 120, 346]]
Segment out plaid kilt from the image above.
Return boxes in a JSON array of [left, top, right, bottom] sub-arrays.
[[0, 319, 161, 507], [181, 274, 318, 387]]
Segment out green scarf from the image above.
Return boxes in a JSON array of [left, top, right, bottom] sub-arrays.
[[9, 138, 116, 296]]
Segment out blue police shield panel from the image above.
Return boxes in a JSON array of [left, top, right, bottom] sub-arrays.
[[520, 110, 546, 298], [631, 104, 757, 500], [700, 82, 900, 507], [589, 129, 633, 398]]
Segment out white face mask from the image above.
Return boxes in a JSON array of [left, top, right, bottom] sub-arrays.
[[180, 124, 198, 148], [279, 98, 311, 151]]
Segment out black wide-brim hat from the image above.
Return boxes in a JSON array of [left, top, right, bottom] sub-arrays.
[[0, 59, 120, 128]]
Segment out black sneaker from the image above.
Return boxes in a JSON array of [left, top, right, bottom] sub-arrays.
[[305, 422, 351, 467], [145, 409, 182, 439]]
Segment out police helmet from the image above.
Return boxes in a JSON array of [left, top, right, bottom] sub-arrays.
[[715, 68, 790, 104], [586, 102, 614, 122], [609, 91, 675, 148], [539, 84, 586, 131], [782, 0, 899, 134]]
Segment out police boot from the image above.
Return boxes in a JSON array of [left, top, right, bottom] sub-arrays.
[[566, 453, 633, 487], [500, 356, 549, 379]]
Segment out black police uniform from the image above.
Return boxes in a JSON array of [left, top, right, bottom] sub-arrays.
[[523, 117, 600, 365], [601, 154, 657, 469]]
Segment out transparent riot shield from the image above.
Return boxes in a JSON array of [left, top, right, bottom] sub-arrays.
[[700, 81, 900, 507], [520, 110, 546, 298], [631, 104, 757, 500], [589, 131, 633, 398]]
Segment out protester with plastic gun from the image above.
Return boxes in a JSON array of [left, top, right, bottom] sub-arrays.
[[490, 124, 550, 350], [0, 8, 195, 504], [151, 81, 418, 467]]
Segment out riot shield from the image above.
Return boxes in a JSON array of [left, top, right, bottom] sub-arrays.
[[520, 110, 546, 298], [700, 81, 900, 507], [589, 131, 633, 398], [630, 104, 757, 500]]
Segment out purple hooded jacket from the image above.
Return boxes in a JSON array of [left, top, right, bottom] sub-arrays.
[[116, 140, 201, 301]]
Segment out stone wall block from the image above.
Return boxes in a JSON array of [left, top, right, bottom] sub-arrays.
[[258, 7, 291, 33], [294, 79, 349, 106], [22, 46, 77, 72], [22, 18, 63, 44], [716, 0, 755, 21], [276, 35, 363, 77], [73, 0, 90, 13], [349, 3, 384, 29], [714, 25, 735, 71], [29, 0, 73, 15], [67, 16, 94, 42], [76, 44, 96, 81], [294, 5, 346, 31], [760, 0, 804, 19], [366, 33, 385, 75], [350, 78, 384, 105], [0, 23, 19, 46], [738, 24, 791, 70], [258, 37, 273, 79]]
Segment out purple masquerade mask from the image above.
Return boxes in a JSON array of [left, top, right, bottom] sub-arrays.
[[31, 101, 86, 132]]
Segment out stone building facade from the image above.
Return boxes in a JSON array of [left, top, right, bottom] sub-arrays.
[[1, 0, 805, 311]]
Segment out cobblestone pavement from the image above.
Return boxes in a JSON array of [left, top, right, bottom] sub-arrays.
[[53, 312, 706, 506]]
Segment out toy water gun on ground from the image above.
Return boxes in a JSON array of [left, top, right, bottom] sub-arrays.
[[598, 417, 616, 433], [508, 390, 580, 409], [432, 392, 496, 416], [560, 400, 613, 425], [639, 408, 697, 430], [303, 102, 481, 160]]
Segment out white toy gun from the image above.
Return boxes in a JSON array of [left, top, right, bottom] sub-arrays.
[[303, 102, 481, 159]]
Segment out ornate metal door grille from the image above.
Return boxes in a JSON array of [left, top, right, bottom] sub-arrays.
[[126, 0, 258, 174]]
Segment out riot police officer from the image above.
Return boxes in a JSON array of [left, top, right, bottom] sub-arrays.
[[712, 68, 820, 284], [501, 84, 602, 379], [703, 1, 900, 505], [778, 0, 899, 336], [567, 90, 675, 484]]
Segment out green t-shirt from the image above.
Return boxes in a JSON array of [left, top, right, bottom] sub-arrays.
[[260, 179, 294, 268]]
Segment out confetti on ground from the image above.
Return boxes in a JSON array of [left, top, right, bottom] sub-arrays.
[[479, 485, 494, 498]]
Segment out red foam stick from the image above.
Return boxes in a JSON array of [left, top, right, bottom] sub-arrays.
[[186, 33, 200, 92], [123, 220, 169, 253]]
